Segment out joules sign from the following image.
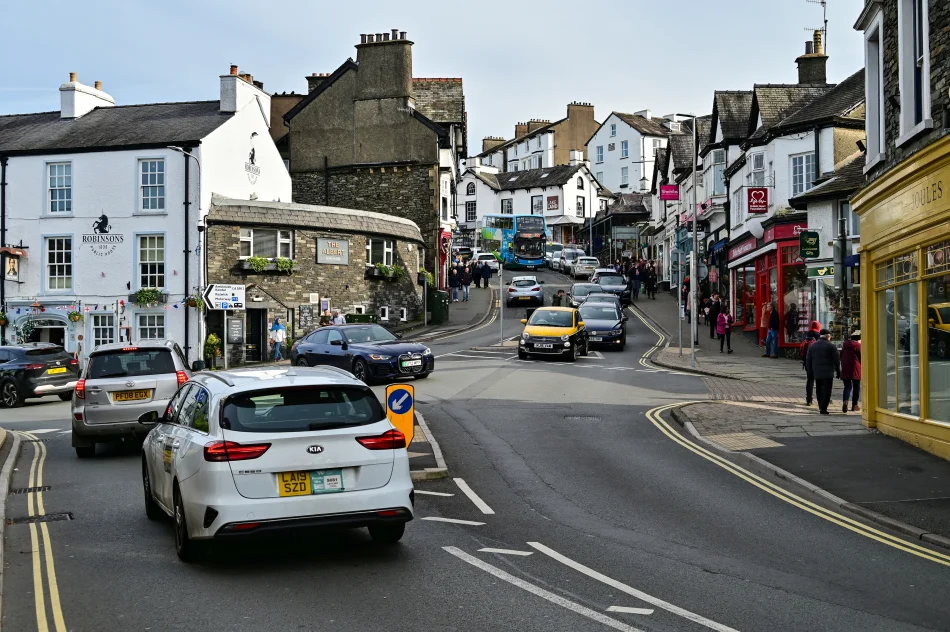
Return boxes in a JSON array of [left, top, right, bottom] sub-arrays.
[[747, 187, 768, 214]]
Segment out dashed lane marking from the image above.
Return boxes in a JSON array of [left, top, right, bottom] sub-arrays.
[[453, 478, 495, 515], [414, 490, 454, 497], [22, 429, 59, 435], [444, 547, 641, 632], [478, 548, 533, 556], [607, 607, 655, 616], [421, 517, 485, 526]]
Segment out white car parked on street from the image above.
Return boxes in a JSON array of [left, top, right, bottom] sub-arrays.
[[139, 366, 414, 561]]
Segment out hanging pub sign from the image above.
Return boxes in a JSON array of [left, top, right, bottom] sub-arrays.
[[799, 230, 820, 259], [659, 185, 679, 201], [3, 255, 19, 282], [747, 187, 769, 214]]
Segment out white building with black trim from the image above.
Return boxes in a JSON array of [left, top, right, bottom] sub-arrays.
[[0, 67, 291, 363]]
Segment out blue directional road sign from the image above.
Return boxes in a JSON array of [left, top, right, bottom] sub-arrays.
[[385, 384, 415, 445]]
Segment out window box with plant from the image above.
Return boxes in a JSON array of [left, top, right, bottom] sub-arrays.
[[240, 256, 298, 274], [417, 269, 435, 286], [129, 288, 167, 307]]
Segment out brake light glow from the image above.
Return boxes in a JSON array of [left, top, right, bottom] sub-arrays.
[[75, 378, 85, 399], [176, 371, 188, 387], [356, 429, 407, 450], [203, 441, 271, 462], [67, 358, 79, 366], [508, 287, 517, 292], [24, 363, 46, 370], [122, 347, 139, 351]]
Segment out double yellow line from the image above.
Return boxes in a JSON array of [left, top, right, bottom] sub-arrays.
[[627, 305, 667, 369], [643, 404, 950, 567], [20, 432, 67, 632]]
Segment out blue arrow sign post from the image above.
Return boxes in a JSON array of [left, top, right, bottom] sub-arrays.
[[385, 384, 415, 445]]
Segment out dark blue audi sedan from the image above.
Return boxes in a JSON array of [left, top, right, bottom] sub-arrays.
[[290, 324, 434, 383]]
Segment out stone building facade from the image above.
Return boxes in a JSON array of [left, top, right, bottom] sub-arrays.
[[205, 195, 425, 364]]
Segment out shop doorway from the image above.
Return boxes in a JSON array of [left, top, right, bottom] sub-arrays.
[[757, 271, 770, 344], [246, 309, 266, 363], [27, 318, 67, 348]]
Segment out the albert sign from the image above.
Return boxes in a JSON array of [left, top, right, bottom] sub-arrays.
[[203, 284, 246, 311]]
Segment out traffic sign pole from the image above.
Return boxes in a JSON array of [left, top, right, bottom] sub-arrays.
[[223, 309, 228, 370], [385, 384, 415, 445]]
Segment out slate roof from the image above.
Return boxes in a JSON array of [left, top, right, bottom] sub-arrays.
[[0, 101, 231, 154], [775, 70, 865, 130], [474, 118, 564, 157], [480, 164, 585, 191], [711, 91, 753, 142], [747, 84, 834, 139], [614, 113, 670, 137], [412, 78, 465, 124], [788, 152, 867, 208], [609, 192, 652, 215], [206, 194, 425, 244], [667, 116, 710, 172]]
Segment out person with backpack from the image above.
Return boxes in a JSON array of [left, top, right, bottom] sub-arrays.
[[840, 329, 862, 413], [800, 320, 822, 406], [717, 307, 734, 354]]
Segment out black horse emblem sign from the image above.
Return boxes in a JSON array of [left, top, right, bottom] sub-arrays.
[[92, 214, 111, 234]]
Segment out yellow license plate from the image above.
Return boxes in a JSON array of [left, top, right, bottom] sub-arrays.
[[113, 390, 151, 402], [278, 471, 312, 497], [47, 367, 67, 375]]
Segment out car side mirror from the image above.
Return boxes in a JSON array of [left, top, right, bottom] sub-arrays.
[[539, 280, 545, 284], [138, 410, 160, 426], [330, 339, 343, 346], [520, 319, 528, 324], [929, 318, 936, 327], [191, 360, 205, 372], [578, 321, 585, 328]]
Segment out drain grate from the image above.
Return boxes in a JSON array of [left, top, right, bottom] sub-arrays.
[[10, 486, 50, 495], [565, 416, 601, 422], [7, 513, 73, 525]]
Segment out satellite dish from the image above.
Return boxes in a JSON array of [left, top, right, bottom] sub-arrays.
[[748, 218, 765, 239]]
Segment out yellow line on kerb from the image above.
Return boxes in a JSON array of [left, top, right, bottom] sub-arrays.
[[643, 405, 950, 567], [627, 306, 666, 369], [20, 432, 67, 632]]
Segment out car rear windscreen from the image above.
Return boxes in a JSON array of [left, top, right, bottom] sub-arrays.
[[222, 387, 384, 433], [598, 274, 624, 284], [513, 279, 538, 288], [23, 347, 71, 362], [87, 349, 175, 379]]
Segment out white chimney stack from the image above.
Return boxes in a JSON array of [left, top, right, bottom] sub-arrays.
[[569, 149, 585, 166], [220, 64, 271, 126], [59, 72, 115, 119], [635, 109, 652, 120]]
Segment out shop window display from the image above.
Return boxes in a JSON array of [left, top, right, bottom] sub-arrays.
[[925, 240, 950, 421]]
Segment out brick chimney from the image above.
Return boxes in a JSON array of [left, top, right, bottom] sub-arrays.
[[527, 119, 551, 133], [514, 122, 528, 139], [220, 64, 272, 125], [796, 30, 828, 85], [59, 72, 115, 119], [354, 29, 413, 102], [567, 101, 595, 122], [482, 136, 506, 153], [306, 72, 332, 93]]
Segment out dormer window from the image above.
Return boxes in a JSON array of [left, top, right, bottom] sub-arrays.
[[577, 177, 584, 190], [466, 182, 476, 195]]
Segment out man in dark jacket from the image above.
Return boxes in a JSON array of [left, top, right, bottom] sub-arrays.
[[763, 303, 781, 358], [482, 260, 492, 287], [708, 292, 722, 339], [460, 266, 473, 302], [806, 329, 841, 415]]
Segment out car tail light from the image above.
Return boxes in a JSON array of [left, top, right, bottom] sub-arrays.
[[203, 441, 271, 462], [122, 347, 139, 351], [508, 287, 517, 292], [376, 509, 407, 518], [24, 363, 46, 370], [356, 429, 406, 450], [531, 286, 541, 292], [73, 412, 83, 421], [176, 371, 188, 387], [75, 378, 86, 399], [223, 522, 261, 532], [67, 358, 79, 367]]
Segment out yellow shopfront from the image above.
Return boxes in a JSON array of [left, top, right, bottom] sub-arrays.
[[853, 135, 950, 459]]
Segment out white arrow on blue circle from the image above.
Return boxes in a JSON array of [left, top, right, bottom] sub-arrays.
[[390, 391, 411, 412]]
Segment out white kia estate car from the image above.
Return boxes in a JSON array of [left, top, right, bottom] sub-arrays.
[[139, 366, 414, 562]]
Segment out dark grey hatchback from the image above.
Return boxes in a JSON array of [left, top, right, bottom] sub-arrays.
[[0, 344, 80, 407]]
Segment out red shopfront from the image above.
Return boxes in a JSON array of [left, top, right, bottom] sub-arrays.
[[728, 217, 810, 351]]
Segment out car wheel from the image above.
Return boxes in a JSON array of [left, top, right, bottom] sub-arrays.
[[939, 339, 949, 359], [57, 392, 73, 401], [174, 483, 208, 563], [566, 345, 577, 362], [142, 457, 164, 521], [368, 522, 405, 545], [518, 349, 527, 360], [352, 358, 369, 383], [0, 380, 24, 408], [296, 358, 309, 367], [580, 339, 589, 356], [75, 445, 95, 459]]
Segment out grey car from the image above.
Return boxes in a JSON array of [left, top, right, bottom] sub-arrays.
[[506, 276, 544, 307], [568, 283, 603, 308], [72, 340, 192, 458], [591, 271, 631, 305], [584, 293, 623, 311], [557, 248, 585, 274]]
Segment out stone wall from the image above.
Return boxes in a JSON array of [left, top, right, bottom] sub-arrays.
[[871, 0, 950, 183], [292, 163, 440, 271]]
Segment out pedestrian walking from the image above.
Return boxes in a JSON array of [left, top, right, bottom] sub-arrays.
[[646, 265, 657, 299], [682, 276, 691, 323], [449, 268, 460, 302], [763, 302, 780, 358], [630, 266, 641, 301], [717, 308, 734, 353], [269, 317, 287, 362], [785, 303, 800, 343], [474, 262, 482, 289], [805, 329, 841, 415], [482, 260, 492, 287], [461, 265, 473, 302], [800, 320, 822, 405], [840, 329, 862, 413], [552, 289, 565, 307], [708, 292, 722, 339], [330, 309, 347, 325]]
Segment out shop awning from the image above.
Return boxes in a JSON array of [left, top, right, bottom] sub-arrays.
[[547, 216, 585, 226], [710, 238, 728, 254], [728, 243, 777, 269], [0, 246, 28, 257]]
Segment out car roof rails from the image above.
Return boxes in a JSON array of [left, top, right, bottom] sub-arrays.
[[202, 372, 235, 388]]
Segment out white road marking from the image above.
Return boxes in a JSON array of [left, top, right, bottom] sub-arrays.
[[527, 542, 739, 632], [607, 607, 655, 616], [414, 490, 454, 497], [467, 349, 514, 354], [444, 547, 642, 632], [23, 429, 59, 434], [478, 548, 533, 556], [421, 517, 485, 526], [442, 354, 512, 360], [454, 478, 495, 514], [58, 430, 71, 435]]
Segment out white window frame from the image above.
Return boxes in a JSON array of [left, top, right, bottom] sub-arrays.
[[47, 162, 72, 214], [278, 230, 293, 258], [466, 182, 476, 195], [137, 313, 165, 340], [864, 11, 886, 169], [610, 123, 617, 137], [531, 195, 543, 215], [239, 228, 253, 258], [501, 198, 513, 215], [835, 201, 861, 240], [576, 196, 585, 218], [621, 167, 629, 186], [46, 236, 73, 291], [465, 201, 477, 222], [790, 152, 816, 197], [399, 307, 408, 322], [732, 188, 743, 225], [577, 177, 584, 190], [653, 139, 662, 156], [379, 306, 390, 321], [896, 0, 931, 145], [621, 140, 629, 159], [596, 171, 604, 183], [138, 158, 166, 212], [138, 234, 165, 290], [749, 152, 765, 186], [366, 239, 394, 266], [596, 146, 604, 163], [91, 313, 115, 348]]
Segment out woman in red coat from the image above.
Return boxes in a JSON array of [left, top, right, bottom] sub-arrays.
[[840, 330, 862, 413]]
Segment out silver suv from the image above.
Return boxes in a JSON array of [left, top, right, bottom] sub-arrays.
[[72, 340, 192, 458]]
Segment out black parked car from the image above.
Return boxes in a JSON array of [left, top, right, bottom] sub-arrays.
[[0, 343, 80, 407], [578, 303, 628, 351], [290, 324, 434, 383]]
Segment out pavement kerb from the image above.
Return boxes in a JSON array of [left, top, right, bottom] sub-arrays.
[[411, 408, 448, 482], [666, 402, 950, 553], [408, 289, 497, 343], [0, 427, 21, 631]]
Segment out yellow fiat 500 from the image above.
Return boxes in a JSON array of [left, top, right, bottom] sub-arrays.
[[519, 307, 589, 361]]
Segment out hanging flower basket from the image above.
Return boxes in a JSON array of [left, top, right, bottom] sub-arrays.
[[0, 313, 8, 327], [67, 310, 84, 323]]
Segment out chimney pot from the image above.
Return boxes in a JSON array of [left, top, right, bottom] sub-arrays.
[[376, 33, 383, 42], [383, 33, 390, 41], [813, 29, 823, 55], [367, 34, 374, 43], [69, 72, 77, 82], [94, 80, 102, 90], [805, 41, 814, 54], [360, 34, 367, 44], [229, 65, 238, 76], [400, 31, 406, 39], [391, 28, 398, 40]]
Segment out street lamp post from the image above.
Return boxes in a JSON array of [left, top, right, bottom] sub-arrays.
[[167, 146, 203, 364], [690, 117, 698, 368]]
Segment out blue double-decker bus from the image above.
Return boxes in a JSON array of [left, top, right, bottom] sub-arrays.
[[480, 214, 546, 269]]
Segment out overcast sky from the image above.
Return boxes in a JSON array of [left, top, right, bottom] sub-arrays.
[[1, 0, 864, 155]]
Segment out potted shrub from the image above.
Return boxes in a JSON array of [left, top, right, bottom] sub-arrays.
[[67, 310, 84, 323], [204, 333, 222, 365], [0, 312, 8, 327], [376, 263, 394, 279], [275, 257, 297, 274], [247, 255, 269, 273]]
